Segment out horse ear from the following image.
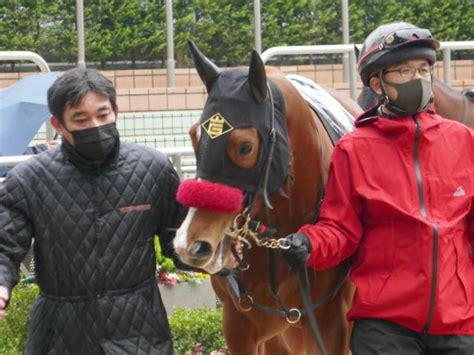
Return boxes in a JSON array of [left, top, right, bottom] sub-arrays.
[[188, 40, 221, 93], [354, 45, 360, 61], [248, 50, 267, 104]]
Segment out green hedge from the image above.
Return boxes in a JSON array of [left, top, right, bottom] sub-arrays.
[[0, 283, 39, 355], [0, 283, 225, 355], [169, 307, 226, 355]]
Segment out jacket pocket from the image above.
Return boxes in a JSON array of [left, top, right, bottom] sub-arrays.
[[354, 226, 395, 305]]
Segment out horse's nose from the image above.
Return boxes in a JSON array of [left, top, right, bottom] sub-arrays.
[[188, 241, 213, 259]]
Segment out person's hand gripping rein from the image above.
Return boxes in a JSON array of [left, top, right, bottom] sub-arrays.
[[281, 233, 312, 269]]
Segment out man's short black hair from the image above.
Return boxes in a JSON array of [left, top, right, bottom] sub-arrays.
[[47, 68, 117, 123]]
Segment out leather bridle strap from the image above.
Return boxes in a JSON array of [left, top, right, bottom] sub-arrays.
[[267, 250, 287, 310], [225, 273, 299, 318], [298, 268, 328, 355], [223, 260, 351, 327], [297, 262, 351, 316]]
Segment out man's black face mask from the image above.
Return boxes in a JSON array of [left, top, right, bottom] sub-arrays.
[[69, 123, 119, 161]]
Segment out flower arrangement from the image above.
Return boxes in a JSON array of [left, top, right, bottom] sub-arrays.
[[183, 343, 229, 354], [155, 237, 209, 286], [157, 269, 209, 286]]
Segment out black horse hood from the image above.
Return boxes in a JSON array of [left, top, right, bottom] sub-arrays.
[[196, 69, 290, 195]]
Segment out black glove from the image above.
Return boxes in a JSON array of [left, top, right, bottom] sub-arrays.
[[281, 232, 312, 269]]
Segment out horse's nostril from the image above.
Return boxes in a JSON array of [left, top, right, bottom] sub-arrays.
[[189, 241, 212, 259]]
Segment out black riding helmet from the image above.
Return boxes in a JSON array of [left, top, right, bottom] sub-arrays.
[[358, 22, 440, 86]]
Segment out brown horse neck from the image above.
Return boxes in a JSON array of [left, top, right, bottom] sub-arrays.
[[432, 78, 473, 128], [252, 75, 329, 236]]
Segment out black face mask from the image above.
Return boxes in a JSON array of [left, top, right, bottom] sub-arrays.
[[384, 78, 433, 115], [68, 123, 119, 161]]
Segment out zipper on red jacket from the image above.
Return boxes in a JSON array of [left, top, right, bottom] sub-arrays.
[[413, 116, 439, 335]]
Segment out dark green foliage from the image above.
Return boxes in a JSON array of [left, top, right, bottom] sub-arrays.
[[0, 283, 39, 355], [169, 307, 225, 355], [0, 1, 473, 67], [155, 236, 177, 272]]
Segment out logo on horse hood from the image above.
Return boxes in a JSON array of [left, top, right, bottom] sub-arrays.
[[201, 113, 234, 139]]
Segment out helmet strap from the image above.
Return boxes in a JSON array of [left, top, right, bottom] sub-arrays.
[[378, 71, 389, 103], [378, 71, 401, 116]]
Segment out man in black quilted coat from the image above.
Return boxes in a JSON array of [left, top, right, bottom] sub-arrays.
[[0, 68, 186, 354]]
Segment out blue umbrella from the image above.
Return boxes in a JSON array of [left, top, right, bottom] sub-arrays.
[[0, 72, 58, 156]]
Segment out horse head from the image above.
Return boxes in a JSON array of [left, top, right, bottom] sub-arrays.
[[173, 41, 295, 274]]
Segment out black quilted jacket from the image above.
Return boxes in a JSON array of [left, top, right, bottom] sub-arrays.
[[0, 141, 185, 354]]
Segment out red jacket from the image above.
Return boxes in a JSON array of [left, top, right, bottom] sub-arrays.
[[299, 108, 474, 335]]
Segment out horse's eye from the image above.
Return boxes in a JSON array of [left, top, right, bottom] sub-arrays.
[[237, 143, 253, 156]]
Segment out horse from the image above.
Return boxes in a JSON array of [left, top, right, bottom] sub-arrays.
[[431, 78, 474, 128], [358, 78, 474, 128], [173, 41, 363, 355]]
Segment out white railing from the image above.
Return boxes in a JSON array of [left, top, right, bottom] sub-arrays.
[[261, 41, 474, 99], [262, 44, 359, 99], [0, 51, 50, 73], [0, 146, 196, 182]]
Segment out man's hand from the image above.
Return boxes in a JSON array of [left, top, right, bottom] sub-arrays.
[[45, 140, 60, 150], [281, 233, 312, 269], [0, 285, 10, 322]]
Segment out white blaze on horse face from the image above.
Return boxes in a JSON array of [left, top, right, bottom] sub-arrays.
[[174, 205, 239, 274], [174, 207, 196, 252], [174, 207, 225, 273]]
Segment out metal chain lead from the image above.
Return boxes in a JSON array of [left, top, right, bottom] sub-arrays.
[[227, 209, 290, 250]]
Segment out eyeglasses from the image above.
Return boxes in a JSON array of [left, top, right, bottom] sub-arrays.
[[384, 64, 433, 79], [380, 28, 436, 50]]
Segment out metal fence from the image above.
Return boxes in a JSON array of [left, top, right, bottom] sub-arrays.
[[261, 41, 474, 99], [0, 145, 197, 183], [31, 110, 200, 146], [1, 110, 201, 182]]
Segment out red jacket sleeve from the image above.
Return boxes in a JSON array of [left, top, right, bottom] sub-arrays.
[[299, 143, 363, 270]]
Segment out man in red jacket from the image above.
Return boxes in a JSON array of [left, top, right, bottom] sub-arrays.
[[282, 21, 474, 354]]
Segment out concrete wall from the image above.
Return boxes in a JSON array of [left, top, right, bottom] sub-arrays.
[[2, 61, 473, 112]]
